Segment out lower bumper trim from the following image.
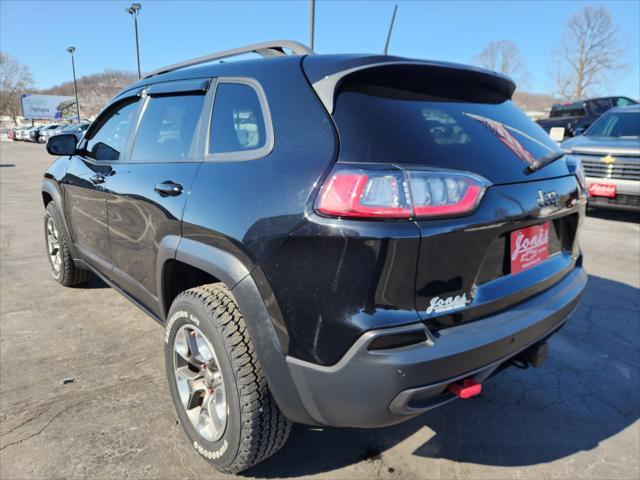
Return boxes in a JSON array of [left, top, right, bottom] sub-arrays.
[[286, 266, 587, 428]]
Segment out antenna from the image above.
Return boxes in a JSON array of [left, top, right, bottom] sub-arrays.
[[383, 4, 398, 55]]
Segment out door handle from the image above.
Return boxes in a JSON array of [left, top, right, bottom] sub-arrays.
[[90, 173, 106, 185], [154, 181, 183, 197]]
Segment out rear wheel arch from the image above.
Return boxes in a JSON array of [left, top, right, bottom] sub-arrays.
[[158, 239, 316, 426], [41, 180, 79, 260], [42, 191, 53, 207]]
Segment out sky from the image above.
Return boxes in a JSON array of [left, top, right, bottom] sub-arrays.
[[1, 0, 639, 97]]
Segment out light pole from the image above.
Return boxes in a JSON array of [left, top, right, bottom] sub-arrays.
[[127, 3, 142, 79], [66, 47, 80, 121], [309, 0, 315, 50]]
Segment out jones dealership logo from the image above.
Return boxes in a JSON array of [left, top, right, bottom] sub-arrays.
[[511, 228, 549, 263], [426, 293, 468, 315], [536, 189, 559, 207]]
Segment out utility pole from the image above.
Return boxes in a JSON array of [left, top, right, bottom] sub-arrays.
[[66, 47, 81, 121], [383, 4, 398, 55], [127, 3, 142, 78], [309, 0, 315, 50]]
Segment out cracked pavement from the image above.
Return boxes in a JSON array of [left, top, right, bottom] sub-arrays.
[[1, 141, 639, 479]]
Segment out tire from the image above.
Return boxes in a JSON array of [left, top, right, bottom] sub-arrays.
[[44, 202, 90, 286], [164, 283, 292, 473]]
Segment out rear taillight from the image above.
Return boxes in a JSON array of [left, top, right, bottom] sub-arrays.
[[316, 165, 489, 220]]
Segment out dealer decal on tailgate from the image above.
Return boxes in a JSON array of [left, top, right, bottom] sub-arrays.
[[510, 223, 550, 274]]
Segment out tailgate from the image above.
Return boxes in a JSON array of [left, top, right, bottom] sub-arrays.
[[415, 176, 583, 329]]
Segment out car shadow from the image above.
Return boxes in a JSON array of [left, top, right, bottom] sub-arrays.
[[0, 164, 16, 168], [587, 207, 639, 223], [247, 274, 639, 477]]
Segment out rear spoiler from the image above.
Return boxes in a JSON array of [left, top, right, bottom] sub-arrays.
[[304, 55, 516, 114]]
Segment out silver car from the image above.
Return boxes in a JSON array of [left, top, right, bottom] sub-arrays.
[[562, 104, 640, 211]]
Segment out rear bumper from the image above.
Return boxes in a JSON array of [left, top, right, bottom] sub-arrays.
[[286, 265, 587, 428]]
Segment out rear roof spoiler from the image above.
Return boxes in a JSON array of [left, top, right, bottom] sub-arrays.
[[304, 55, 516, 114]]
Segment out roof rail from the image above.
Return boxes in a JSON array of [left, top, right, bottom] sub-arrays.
[[144, 40, 314, 79]]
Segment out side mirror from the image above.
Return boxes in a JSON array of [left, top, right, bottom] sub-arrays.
[[46, 134, 77, 156], [549, 127, 566, 142], [573, 127, 586, 136]]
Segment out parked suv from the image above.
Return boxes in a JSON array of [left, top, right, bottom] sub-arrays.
[[537, 96, 637, 138], [562, 104, 640, 211], [42, 41, 588, 473]]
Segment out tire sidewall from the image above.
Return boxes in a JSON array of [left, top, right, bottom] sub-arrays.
[[44, 205, 63, 282], [164, 296, 242, 469]]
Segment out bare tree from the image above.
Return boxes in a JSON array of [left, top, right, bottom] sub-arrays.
[[552, 5, 626, 100], [0, 52, 33, 124], [471, 40, 529, 87]]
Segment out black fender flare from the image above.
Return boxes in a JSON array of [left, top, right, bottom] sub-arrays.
[[161, 238, 316, 425], [41, 178, 80, 260]]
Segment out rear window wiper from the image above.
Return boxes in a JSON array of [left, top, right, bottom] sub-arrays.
[[526, 150, 565, 173]]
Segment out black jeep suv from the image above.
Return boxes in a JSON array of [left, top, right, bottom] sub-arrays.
[[42, 41, 588, 473]]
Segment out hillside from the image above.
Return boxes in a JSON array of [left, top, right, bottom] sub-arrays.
[[39, 69, 138, 118]]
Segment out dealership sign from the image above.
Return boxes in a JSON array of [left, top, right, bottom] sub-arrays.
[[21, 94, 76, 120]]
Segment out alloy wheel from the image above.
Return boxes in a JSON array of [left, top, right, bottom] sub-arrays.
[[46, 216, 62, 273], [173, 324, 228, 442]]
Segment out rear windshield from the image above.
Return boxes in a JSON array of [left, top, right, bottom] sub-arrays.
[[549, 104, 586, 118], [332, 86, 560, 171]]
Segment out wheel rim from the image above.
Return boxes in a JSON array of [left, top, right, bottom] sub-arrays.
[[173, 324, 228, 442], [46, 216, 62, 273]]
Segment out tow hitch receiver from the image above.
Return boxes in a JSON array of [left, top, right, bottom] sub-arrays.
[[517, 341, 549, 368], [448, 379, 482, 399]]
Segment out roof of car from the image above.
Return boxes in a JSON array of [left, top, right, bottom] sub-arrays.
[[116, 49, 515, 101]]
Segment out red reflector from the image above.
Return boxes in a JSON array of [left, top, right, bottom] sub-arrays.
[[448, 379, 482, 399]]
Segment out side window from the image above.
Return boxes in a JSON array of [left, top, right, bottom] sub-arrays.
[[131, 94, 205, 162], [591, 98, 613, 115], [209, 82, 268, 154], [615, 97, 633, 107], [85, 100, 139, 161]]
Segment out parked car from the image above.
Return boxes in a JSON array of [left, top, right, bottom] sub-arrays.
[[8, 126, 29, 141], [537, 96, 637, 138], [39, 123, 86, 143], [562, 104, 640, 211], [65, 122, 90, 141], [35, 124, 61, 143], [38, 124, 67, 143], [42, 40, 588, 473], [15, 126, 35, 141], [28, 125, 53, 142]]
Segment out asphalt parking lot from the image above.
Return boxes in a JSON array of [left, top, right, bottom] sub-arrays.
[[0, 140, 638, 479]]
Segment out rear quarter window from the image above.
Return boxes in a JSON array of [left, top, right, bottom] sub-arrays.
[[209, 82, 268, 155]]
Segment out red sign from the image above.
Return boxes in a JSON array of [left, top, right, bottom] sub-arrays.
[[510, 223, 550, 274], [588, 183, 616, 198]]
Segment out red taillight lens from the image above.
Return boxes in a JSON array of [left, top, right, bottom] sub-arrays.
[[316, 165, 488, 220]]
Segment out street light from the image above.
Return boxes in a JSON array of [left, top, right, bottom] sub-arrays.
[[127, 3, 142, 79], [309, 0, 315, 50], [66, 47, 81, 121]]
